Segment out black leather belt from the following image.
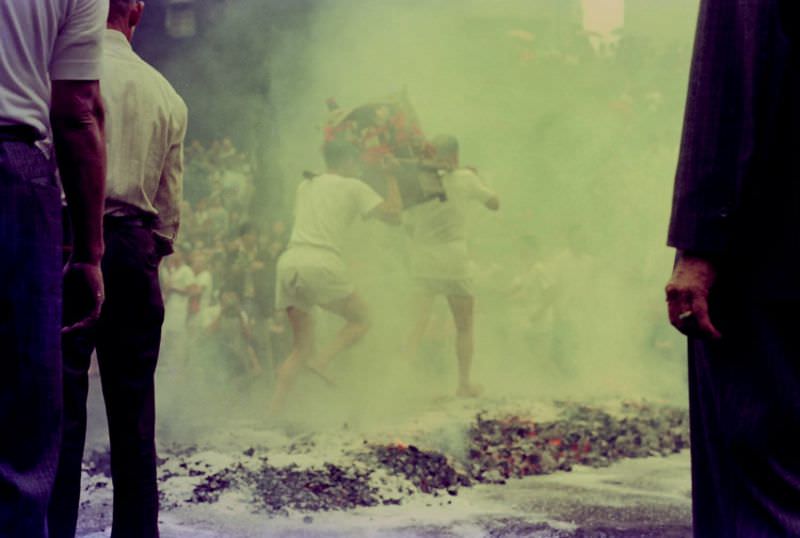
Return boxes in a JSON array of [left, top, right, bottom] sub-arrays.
[[0, 124, 42, 143]]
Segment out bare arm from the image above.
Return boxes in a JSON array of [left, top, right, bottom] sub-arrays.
[[52, 80, 106, 332], [52, 80, 105, 263], [367, 174, 403, 225]]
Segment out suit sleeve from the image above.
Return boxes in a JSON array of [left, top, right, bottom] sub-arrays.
[[667, 0, 766, 255]]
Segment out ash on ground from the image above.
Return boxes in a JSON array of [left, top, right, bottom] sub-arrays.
[[80, 399, 688, 518]]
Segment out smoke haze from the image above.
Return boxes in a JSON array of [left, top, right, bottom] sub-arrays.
[[153, 0, 699, 437]]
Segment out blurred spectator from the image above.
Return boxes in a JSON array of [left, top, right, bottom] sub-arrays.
[[161, 247, 194, 368], [155, 139, 290, 384], [207, 286, 263, 383], [188, 250, 214, 331]]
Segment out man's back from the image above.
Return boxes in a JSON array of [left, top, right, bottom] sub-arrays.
[[288, 173, 382, 255], [101, 29, 187, 243], [406, 168, 495, 245]]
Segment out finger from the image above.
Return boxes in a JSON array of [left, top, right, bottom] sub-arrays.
[[61, 314, 100, 335], [667, 293, 707, 337], [690, 296, 722, 340], [666, 287, 692, 328], [91, 296, 105, 320]]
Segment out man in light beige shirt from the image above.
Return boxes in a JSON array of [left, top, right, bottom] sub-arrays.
[[49, 2, 187, 537], [101, 19, 187, 249]]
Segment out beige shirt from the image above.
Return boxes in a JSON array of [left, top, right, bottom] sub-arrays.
[[101, 30, 188, 245], [0, 0, 107, 138]]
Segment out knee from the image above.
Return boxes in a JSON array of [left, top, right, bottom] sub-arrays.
[[295, 342, 314, 361], [347, 313, 371, 339], [455, 321, 472, 334], [349, 305, 371, 332], [355, 318, 371, 337], [453, 317, 473, 334]]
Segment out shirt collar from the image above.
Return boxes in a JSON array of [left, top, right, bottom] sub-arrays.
[[104, 29, 133, 51]]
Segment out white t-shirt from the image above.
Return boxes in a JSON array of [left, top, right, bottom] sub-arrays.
[[163, 264, 195, 330], [405, 169, 496, 278], [193, 269, 213, 309], [188, 269, 215, 329], [0, 0, 107, 138], [287, 173, 383, 256]]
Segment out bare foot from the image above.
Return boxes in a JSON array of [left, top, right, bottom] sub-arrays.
[[456, 384, 483, 398]]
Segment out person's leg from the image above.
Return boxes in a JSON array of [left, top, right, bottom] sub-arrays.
[[267, 306, 314, 415], [94, 225, 164, 538], [407, 292, 435, 361], [689, 280, 800, 538], [0, 141, 61, 538], [48, 326, 96, 538], [312, 292, 370, 372], [446, 294, 481, 397], [261, 317, 276, 384], [719, 300, 800, 537]]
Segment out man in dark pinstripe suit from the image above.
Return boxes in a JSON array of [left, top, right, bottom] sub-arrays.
[[666, 0, 800, 536]]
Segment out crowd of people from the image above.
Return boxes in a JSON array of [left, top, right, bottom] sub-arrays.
[[159, 139, 291, 386]]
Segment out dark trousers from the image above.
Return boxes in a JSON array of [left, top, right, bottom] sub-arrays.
[[0, 139, 61, 538], [690, 291, 800, 537], [49, 221, 164, 538]]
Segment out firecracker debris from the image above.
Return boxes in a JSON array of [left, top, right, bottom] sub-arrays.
[[82, 401, 689, 514]]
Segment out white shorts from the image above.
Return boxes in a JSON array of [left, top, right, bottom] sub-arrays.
[[275, 246, 354, 311]]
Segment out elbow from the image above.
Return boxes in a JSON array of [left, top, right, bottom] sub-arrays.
[[51, 107, 103, 139], [384, 210, 402, 226]]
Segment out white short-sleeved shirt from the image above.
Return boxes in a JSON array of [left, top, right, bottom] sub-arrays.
[[0, 0, 107, 139], [287, 173, 383, 256], [405, 168, 496, 279]]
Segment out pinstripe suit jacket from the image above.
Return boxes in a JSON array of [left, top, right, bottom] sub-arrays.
[[668, 0, 800, 298]]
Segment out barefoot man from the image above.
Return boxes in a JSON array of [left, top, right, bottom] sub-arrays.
[[406, 135, 499, 398], [268, 140, 401, 413]]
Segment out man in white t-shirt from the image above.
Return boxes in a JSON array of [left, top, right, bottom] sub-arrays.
[[0, 2, 106, 536], [268, 140, 402, 414], [405, 135, 499, 398]]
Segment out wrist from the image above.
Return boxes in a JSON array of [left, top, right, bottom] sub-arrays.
[[674, 251, 717, 287], [69, 245, 104, 266]]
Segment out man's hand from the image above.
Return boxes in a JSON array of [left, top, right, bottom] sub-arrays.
[[665, 252, 721, 340], [62, 261, 104, 334]]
